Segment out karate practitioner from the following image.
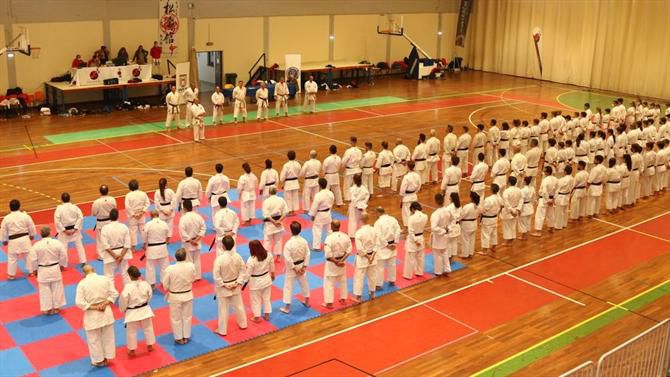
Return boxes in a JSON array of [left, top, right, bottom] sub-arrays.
[[442, 156, 462, 198], [426, 129, 441, 184], [300, 150, 321, 210], [125, 179, 150, 249], [606, 158, 622, 213], [460, 192, 480, 258], [587, 155, 607, 218], [469, 153, 489, 199], [399, 161, 422, 227], [479, 184, 503, 254], [212, 236, 248, 336], [259, 159, 280, 198], [101, 209, 132, 284], [274, 77, 289, 117], [281, 150, 302, 214], [353, 213, 378, 302], [347, 174, 370, 237], [237, 162, 259, 224], [179, 200, 205, 280], [342, 136, 363, 201], [206, 163, 231, 218], [256, 81, 269, 121], [518, 176, 536, 239], [570, 161, 589, 221], [76, 265, 118, 367], [531, 166, 559, 237], [303, 75, 318, 113], [165, 85, 181, 130], [91, 185, 116, 260], [361, 142, 376, 194], [28, 226, 67, 314], [162, 248, 196, 344], [119, 266, 155, 357], [456, 126, 472, 174], [246, 240, 275, 322], [142, 210, 170, 288], [232, 80, 247, 123], [491, 149, 510, 190], [323, 144, 344, 206], [376, 141, 395, 195], [190, 97, 206, 142], [501, 176, 523, 245], [392, 138, 411, 192], [176, 166, 203, 210], [431, 193, 454, 277], [262, 187, 289, 258], [555, 165, 575, 230], [54, 192, 86, 266], [374, 207, 401, 289], [308, 178, 335, 251], [183, 84, 198, 127], [443, 125, 458, 168], [213, 197, 240, 256], [281, 221, 311, 313], [211, 85, 225, 125], [323, 220, 351, 308], [412, 133, 429, 184], [403, 202, 428, 279], [154, 178, 176, 237], [1, 199, 36, 279]]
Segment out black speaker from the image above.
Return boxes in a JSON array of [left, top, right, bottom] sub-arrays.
[[103, 78, 119, 85]]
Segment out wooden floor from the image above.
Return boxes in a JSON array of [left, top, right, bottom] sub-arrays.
[[1, 71, 669, 376]]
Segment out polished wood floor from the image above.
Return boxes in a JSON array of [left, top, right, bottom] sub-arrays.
[[1, 72, 669, 376]]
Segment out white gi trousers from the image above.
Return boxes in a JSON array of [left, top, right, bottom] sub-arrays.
[[250, 286, 272, 317], [165, 107, 181, 129], [256, 99, 269, 120], [433, 248, 451, 275], [7, 251, 28, 277], [587, 194, 602, 216], [241, 200, 255, 222], [353, 264, 377, 296], [570, 193, 587, 219], [518, 216, 531, 234], [285, 190, 300, 212], [457, 151, 469, 174], [376, 256, 396, 287], [169, 300, 193, 340], [263, 232, 283, 257], [145, 257, 169, 286], [215, 290, 247, 335], [329, 184, 344, 206], [303, 185, 319, 212], [104, 260, 130, 284], [193, 119, 205, 142], [427, 160, 439, 183], [39, 280, 66, 311], [184, 103, 194, 126], [606, 190, 619, 210], [554, 205, 568, 229], [362, 170, 374, 194], [127, 218, 145, 247], [275, 95, 288, 115], [379, 173, 391, 189], [311, 220, 331, 250], [185, 249, 202, 280], [480, 220, 498, 249], [283, 271, 310, 304], [212, 104, 224, 124], [534, 202, 555, 231], [402, 250, 424, 278], [233, 100, 247, 120], [323, 274, 347, 304], [86, 324, 115, 363], [95, 221, 110, 259], [126, 318, 155, 350], [460, 231, 475, 257], [347, 207, 364, 237], [343, 175, 354, 201], [502, 218, 517, 240], [58, 232, 86, 264], [401, 202, 411, 227], [303, 93, 316, 113]]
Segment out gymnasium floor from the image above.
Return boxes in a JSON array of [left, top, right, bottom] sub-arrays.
[[0, 71, 669, 376]]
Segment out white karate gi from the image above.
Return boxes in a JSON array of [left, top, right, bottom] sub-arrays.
[[471, 132, 487, 165], [179, 211, 206, 279], [412, 142, 429, 184], [232, 86, 247, 121], [491, 157, 510, 191], [469, 161, 489, 198], [309, 189, 335, 250], [213, 207, 240, 256], [142, 218, 170, 286], [570, 171, 589, 220], [213, 250, 248, 335], [259, 168, 280, 199], [274, 81, 289, 116], [27, 238, 67, 311], [237, 172, 259, 222], [519, 185, 536, 234], [281, 160, 302, 212], [443, 132, 458, 168], [76, 273, 118, 364], [211, 91, 225, 124], [262, 195, 289, 256], [54, 202, 86, 264], [119, 280, 155, 351], [392, 144, 411, 192], [376, 149, 394, 188], [374, 214, 401, 287], [154, 188, 176, 237], [300, 158, 321, 210], [183, 87, 198, 126], [459, 203, 479, 257], [125, 189, 150, 246], [456, 133, 472, 173], [512, 151, 529, 185], [479, 194, 502, 249], [606, 167, 622, 210], [441, 165, 462, 197], [206, 173, 231, 217], [165, 91, 181, 129], [91, 195, 116, 259], [399, 171, 422, 226], [347, 185, 370, 237], [303, 80, 318, 113], [100, 221, 132, 283], [488, 126, 501, 163], [361, 150, 377, 194], [246, 254, 275, 317], [342, 146, 363, 201], [323, 231, 351, 304], [283, 235, 311, 304], [323, 154, 344, 206], [176, 176, 204, 209], [190, 103, 206, 142], [162, 261, 196, 340], [534, 175, 558, 231], [501, 186, 523, 240], [430, 207, 453, 275], [555, 175, 575, 229], [1, 210, 36, 277], [256, 87, 269, 120], [403, 210, 428, 278], [353, 225, 379, 296], [426, 136, 441, 183], [587, 165, 608, 216]]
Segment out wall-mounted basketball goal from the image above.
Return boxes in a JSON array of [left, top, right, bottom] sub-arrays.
[[377, 15, 440, 80]]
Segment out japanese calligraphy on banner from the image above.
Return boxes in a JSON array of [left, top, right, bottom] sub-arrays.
[[159, 0, 180, 56]]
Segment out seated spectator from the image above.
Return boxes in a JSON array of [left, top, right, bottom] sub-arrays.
[[98, 45, 110, 64], [71, 54, 86, 69], [88, 52, 101, 67], [114, 47, 129, 66], [132, 45, 148, 65]]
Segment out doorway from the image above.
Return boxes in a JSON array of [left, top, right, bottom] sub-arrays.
[[196, 51, 223, 94]]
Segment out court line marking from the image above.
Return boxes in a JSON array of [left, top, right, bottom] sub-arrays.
[[592, 217, 670, 244], [506, 273, 586, 306], [467, 101, 525, 126], [1, 182, 61, 203], [156, 131, 186, 144], [207, 210, 670, 376], [396, 290, 480, 332]]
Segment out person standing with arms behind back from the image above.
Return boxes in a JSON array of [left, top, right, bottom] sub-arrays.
[[246, 240, 275, 322], [237, 162, 259, 224], [91, 185, 116, 261], [303, 75, 318, 113], [1, 199, 36, 280], [28, 226, 67, 315], [119, 266, 155, 357], [54, 192, 86, 267], [125, 179, 150, 250], [162, 248, 196, 345]]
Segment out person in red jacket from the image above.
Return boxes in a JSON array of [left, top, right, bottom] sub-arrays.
[[71, 54, 86, 68], [150, 41, 162, 68]]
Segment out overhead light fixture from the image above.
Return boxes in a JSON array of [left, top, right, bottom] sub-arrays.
[[437, 31, 443, 36], [7, 51, 15, 58], [329, 35, 335, 40]]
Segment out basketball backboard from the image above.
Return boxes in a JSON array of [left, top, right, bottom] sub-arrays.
[[377, 15, 404, 36]]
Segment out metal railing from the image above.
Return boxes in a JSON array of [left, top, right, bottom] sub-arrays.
[[247, 53, 266, 85], [559, 361, 595, 377]]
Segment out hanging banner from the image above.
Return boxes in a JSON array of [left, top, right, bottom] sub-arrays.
[[455, 0, 474, 47], [532, 27, 543, 77], [176, 62, 190, 105], [159, 0, 180, 56], [285, 54, 302, 93]]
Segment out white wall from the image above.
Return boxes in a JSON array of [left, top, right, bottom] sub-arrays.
[[269, 15, 329, 64], [196, 52, 215, 83]]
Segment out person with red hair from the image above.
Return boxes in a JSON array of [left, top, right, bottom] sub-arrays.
[[246, 240, 275, 322]]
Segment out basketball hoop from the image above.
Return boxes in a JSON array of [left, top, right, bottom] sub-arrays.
[[377, 15, 404, 36]]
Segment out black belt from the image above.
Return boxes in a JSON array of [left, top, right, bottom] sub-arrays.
[[160, 202, 171, 206], [39, 262, 59, 268], [559, 192, 570, 195], [500, 138, 510, 141], [522, 137, 529, 140], [366, 251, 374, 255], [576, 154, 587, 157], [381, 163, 391, 168], [496, 173, 506, 176], [429, 153, 437, 156], [169, 289, 192, 294], [223, 277, 238, 284], [265, 181, 276, 186], [481, 214, 497, 218], [64, 225, 75, 231], [212, 191, 227, 196], [405, 189, 416, 194], [528, 165, 538, 169], [447, 182, 458, 186], [461, 218, 475, 221], [414, 233, 423, 236], [325, 171, 338, 175], [591, 182, 602, 186], [362, 166, 373, 169], [8, 232, 29, 240], [387, 240, 395, 245], [607, 181, 620, 184], [415, 158, 426, 162], [457, 147, 468, 151], [293, 259, 304, 265], [251, 271, 269, 278], [285, 177, 298, 181], [474, 145, 484, 149], [182, 197, 196, 201], [317, 208, 331, 212], [96, 217, 110, 222], [657, 165, 665, 167], [111, 246, 124, 251], [305, 175, 318, 180], [264, 215, 283, 222], [473, 180, 484, 184], [148, 241, 167, 247], [346, 166, 359, 169], [575, 186, 586, 189], [127, 302, 148, 310], [633, 168, 639, 171], [523, 200, 531, 204]]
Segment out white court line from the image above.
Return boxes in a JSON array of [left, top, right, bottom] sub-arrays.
[[506, 273, 586, 306], [467, 101, 525, 127], [396, 290, 479, 332], [157, 131, 186, 144], [209, 210, 670, 376], [593, 216, 670, 244], [355, 108, 383, 116]]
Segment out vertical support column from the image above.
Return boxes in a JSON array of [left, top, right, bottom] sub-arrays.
[[102, 0, 110, 48], [328, 14, 334, 61], [4, 0, 17, 88], [436, 13, 443, 59], [263, 16, 269, 80]]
